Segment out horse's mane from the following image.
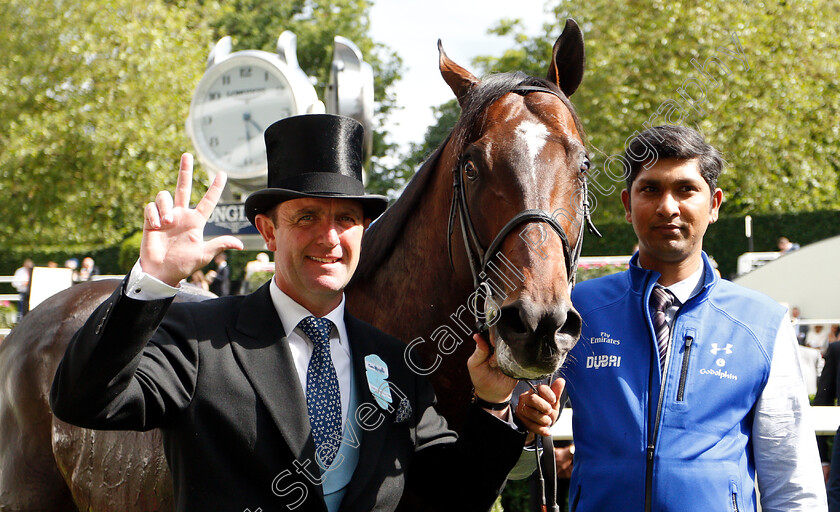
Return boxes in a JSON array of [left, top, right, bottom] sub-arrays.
[[355, 71, 584, 281]]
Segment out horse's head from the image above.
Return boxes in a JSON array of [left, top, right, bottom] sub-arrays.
[[440, 19, 590, 380]]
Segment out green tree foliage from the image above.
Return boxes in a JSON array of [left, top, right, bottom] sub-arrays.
[[420, 0, 840, 224], [0, 0, 216, 250], [0, 0, 403, 251]]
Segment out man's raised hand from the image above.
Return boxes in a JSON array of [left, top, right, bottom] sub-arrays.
[[140, 153, 244, 287]]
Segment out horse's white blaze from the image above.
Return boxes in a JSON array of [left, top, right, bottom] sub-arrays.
[[515, 121, 548, 179]]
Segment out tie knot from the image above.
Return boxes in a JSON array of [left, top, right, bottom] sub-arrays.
[[298, 316, 334, 346], [651, 287, 675, 312]]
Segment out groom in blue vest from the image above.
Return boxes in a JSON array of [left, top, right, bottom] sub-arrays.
[[51, 114, 559, 512]]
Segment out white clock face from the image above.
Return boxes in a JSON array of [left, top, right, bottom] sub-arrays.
[[189, 55, 296, 180]]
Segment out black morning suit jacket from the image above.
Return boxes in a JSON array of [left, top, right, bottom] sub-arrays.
[[50, 279, 525, 512], [815, 340, 840, 462]]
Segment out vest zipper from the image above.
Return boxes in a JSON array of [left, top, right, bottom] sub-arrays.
[[645, 328, 671, 512], [645, 299, 685, 512], [730, 480, 739, 512], [676, 335, 693, 401]]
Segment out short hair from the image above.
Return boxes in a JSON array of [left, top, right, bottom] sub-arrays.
[[623, 125, 724, 193]]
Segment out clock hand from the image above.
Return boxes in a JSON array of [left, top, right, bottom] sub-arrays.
[[243, 112, 253, 142], [246, 116, 263, 134]]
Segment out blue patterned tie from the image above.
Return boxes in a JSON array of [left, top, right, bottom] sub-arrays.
[[650, 287, 676, 372], [298, 316, 341, 468]]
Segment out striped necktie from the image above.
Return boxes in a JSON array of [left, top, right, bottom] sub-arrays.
[[650, 287, 676, 372], [298, 316, 341, 468]]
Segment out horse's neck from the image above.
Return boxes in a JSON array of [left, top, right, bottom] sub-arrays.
[[347, 149, 473, 341]]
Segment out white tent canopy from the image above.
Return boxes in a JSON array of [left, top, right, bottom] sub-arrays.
[[733, 235, 840, 320]]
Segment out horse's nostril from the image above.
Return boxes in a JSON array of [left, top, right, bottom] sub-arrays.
[[560, 309, 582, 339], [497, 301, 581, 347], [498, 304, 528, 336]]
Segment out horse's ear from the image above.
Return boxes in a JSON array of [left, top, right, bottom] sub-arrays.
[[547, 18, 586, 97], [439, 40, 479, 106]]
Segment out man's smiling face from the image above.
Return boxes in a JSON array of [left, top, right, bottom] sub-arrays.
[[256, 197, 369, 314]]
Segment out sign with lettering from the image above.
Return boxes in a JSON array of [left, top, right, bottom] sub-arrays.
[[205, 203, 259, 237]]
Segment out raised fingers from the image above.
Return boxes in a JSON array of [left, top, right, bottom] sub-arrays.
[[194, 171, 227, 220], [145, 201, 162, 229], [173, 153, 194, 208], [154, 190, 174, 227]]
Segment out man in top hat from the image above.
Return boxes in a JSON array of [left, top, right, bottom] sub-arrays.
[[50, 114, 559, 512]]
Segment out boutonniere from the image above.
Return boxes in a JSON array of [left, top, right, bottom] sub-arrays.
[[364, 354, 412, 423]]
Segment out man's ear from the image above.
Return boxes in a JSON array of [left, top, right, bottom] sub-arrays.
[[254, 214, 277, 251], [709, 188, 724, 223], [621, 189, 632, 223]]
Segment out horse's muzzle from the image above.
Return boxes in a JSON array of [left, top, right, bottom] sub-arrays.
[[492, 299, 581, 379]]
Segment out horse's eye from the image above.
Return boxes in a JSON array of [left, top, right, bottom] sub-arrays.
[[463, 159, 478, 180], [580, 158, 591, 173]]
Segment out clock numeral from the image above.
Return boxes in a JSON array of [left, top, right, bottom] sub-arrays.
[[202, 116, 213, 126], [209, 92, 221, 101], [264, 71, 270, 81], [222, 75, 231, 85], [240, 67, 253, 78], [244, 157, 255, 166], [208, 137, 219, 148]]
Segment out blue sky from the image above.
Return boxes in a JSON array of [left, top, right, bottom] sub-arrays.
[[369, 0, 552, 152]]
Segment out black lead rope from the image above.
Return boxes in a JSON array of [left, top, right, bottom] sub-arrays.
[[527, 379, 569, 512]]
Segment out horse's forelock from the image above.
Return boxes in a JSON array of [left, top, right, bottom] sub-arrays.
[[454, 73, 585, 151]]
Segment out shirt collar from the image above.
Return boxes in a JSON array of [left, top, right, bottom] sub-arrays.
[[268, 278, 346, 347], [658, 263, 704, 305]]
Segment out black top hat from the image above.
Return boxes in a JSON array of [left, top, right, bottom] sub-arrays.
[[244, 114, 388, 225]]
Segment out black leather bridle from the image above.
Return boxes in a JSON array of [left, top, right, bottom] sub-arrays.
[[446, 82, 600, 512], [446, 83, 600, 334]]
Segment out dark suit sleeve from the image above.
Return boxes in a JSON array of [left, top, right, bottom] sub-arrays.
[[406, 368, 527, 511], [220, 265, 231, 296], [816, 342, 840, 462], [816, 341, 840, 406], [50, 278, 199, 431]]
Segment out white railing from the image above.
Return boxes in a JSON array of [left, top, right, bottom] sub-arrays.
[[737, 251, 780, 276]]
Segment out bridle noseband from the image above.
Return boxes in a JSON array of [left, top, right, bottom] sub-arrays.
[[446, 82, 600, 334]]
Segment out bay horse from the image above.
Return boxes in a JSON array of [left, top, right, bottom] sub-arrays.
[[0, 19, 591, 511]]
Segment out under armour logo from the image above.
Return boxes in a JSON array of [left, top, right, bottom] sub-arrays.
[[710, 343, 733, 355]]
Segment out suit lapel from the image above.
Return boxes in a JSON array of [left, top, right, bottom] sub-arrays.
[[228, 284, 317, 463], [342, 313, 392, 507]]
